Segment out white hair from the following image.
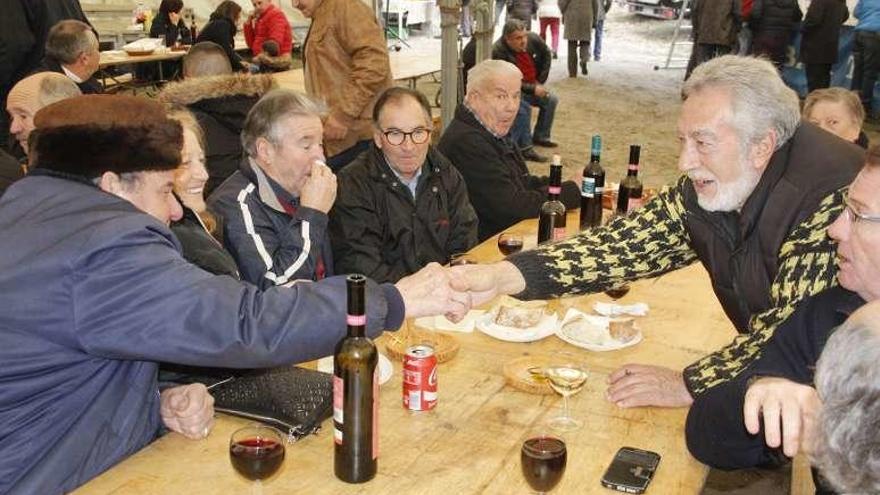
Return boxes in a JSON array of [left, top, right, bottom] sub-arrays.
[[466, 59, 521, 95]]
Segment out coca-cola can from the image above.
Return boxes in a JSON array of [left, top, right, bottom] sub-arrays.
[[402, 344, 437, 411]]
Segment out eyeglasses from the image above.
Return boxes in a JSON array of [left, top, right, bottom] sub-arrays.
[[381, 128, 431, 146], [843, 195, 880, 226]]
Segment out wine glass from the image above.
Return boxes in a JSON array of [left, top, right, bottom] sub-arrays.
[[521, 433, 567, 493], [545, 353, 589, 431], [229, 425, 286, 493], [449, 252, 476, 266], [497, 232, 524, 256], [603, 282, 630, 300]]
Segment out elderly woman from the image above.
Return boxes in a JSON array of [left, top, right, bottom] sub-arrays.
[[167, 109, 239, 278], [803, 87, 870, 149]]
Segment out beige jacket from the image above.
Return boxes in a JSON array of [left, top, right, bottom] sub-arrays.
[[303, 0, 392, 157]]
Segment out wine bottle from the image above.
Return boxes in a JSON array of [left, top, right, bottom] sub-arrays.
[[334, 274, 378, 483], [616, 145, 644, 216], [579, 135, 605, 230], [537, 155, 567, 244]]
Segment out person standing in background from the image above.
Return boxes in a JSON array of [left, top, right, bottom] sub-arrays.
[[538, 0, 562, 59], [686, 0, 740, 79], [592, 0, 611, 62], [749, 0, 802, 70], [560, 0, 597, 77], [506, 0, 538, 30], [851, 0, 880, 119], [800, 0, 849, 94]]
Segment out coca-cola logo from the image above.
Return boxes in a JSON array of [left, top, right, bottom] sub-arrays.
[[429, 366, 437, 387]]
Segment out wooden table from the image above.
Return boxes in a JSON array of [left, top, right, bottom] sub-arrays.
[[74, 212, 734, 494]]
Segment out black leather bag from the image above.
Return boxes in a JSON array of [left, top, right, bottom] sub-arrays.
[[204, 367, 333, 441]]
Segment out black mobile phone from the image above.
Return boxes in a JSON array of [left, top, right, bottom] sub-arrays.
[[600, 446, 661, 494]]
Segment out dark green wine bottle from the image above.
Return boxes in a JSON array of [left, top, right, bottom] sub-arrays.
[[538, 155, 567, 244], [580, 135, 605, 229]]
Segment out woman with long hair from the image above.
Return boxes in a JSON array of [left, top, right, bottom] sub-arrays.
[[150, 0, 192, 47], [196, 1, 247, 72]]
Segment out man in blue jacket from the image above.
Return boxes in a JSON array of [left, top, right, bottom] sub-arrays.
[[0, 94, 467, 494]]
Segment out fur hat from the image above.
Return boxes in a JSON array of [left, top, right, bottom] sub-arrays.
[[30, 95, 182, 179]]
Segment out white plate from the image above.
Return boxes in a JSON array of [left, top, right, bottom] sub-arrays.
[[555, 309, 642, 352], [316, 353, 394, 385], [475, 311, 559, 342]]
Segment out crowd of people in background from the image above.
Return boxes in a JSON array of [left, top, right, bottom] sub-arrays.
[[3, 0, 880, 494]]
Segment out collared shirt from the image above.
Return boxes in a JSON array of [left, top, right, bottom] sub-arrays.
[[386, 157, 423, 198], [61, 65, 84, 83], [464, 102, 505, 139]]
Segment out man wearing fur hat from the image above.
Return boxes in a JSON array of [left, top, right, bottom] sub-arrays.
[[160, 41, 276, 196], [0, 95, 470, 493]]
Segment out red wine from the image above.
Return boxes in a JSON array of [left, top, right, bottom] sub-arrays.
[[229, 438, 285, 481], [521, 436, 567, 492], [580, 135, 605, 230], [334, 274, 378, 483], [604, 285, 631, 300], [616, 145, 644, 216], [498, 238, 524, 256], [538, 155, 567, 244]]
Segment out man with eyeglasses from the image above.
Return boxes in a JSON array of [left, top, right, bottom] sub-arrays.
[[329, 87, 478, 283], [685, 147, 880, 491]]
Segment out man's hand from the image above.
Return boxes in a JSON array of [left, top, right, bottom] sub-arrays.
[[534, 84, 548, 98], [299, 161, 337, 213], [396, 263, 472, 321], [606, 364, 693, 408], [160, 384, 215, 440], [323, 114, 350, 142], [447, 261, 526, 307], [743, 377, 821, 458]]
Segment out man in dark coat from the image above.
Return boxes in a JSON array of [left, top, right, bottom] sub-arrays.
[[493, 19, 558, 163], [35, 19, 103, 94], [438, 60, 580, 241], [801, 0, 850, 93], [749, 0, 803, 69], [160, 42, 276, 195], [330, 88, 479, 283], [506, 0, 538, 30], [686, 0, 740, 79]]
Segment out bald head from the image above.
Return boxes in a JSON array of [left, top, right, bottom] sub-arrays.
[[183, 42, 233, 78], [7, 72, 82, 155]]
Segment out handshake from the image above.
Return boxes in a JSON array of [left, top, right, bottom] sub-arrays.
[[393, 261, 527, 321]]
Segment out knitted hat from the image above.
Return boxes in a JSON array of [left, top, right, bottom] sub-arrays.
[[30, 94, 182, 178]]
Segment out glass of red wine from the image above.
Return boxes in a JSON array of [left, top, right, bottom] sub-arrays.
[[497, 232, 524, 256], [521, 434, 567, 493], [229, 425, 286, 493]]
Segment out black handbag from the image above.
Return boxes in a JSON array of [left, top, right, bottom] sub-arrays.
[[204, 366, 333, 442]]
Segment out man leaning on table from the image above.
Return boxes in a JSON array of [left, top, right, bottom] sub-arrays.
[[450, 55, 864, 408], [0, 95, 469, 494], [685, 148, 880, 493]]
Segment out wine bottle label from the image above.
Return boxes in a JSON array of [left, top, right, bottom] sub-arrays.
[[548, 185, 561, 195], [628, 197, 643, 211], [346, 314, 366, 326], [553, 227, 565, 240], [581, 177, 595, 198], [628, 164, 639, 172], [333, 375, 343, 445], [595, 186, 604, 194], [372, 367, 379, 460]]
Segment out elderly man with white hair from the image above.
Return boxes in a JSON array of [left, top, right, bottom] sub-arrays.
[[449, 55, 864, 409], [437, 59, 581, 241]]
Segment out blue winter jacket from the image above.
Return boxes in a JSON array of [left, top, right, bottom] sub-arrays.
[[0, 173, 404, 494], [855, 0, 880, 31]]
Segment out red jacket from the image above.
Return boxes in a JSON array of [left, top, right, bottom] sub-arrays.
[[244, 4, 293, 55]]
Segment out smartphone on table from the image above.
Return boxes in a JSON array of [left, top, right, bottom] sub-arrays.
[[600, 446, 661, 494]]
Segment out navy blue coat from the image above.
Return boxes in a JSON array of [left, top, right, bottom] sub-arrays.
[[0, 173, 403, 493]]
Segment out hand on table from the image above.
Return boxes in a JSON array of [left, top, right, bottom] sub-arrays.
[[160, 383, 215, 440], [396, 262, 472, 322], [299, 161, 336, 213], [323, 114, 350, 142], [606, 364, 693, 408], [743, 377, 820, 458]]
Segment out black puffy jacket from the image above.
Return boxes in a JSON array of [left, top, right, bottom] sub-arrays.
[[751, 0, 803, 33]]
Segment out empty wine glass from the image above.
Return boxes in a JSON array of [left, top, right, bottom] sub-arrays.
[[229, 425, 286, 493], [545, 353, 589, 431], [521, 432, 567, 493], [497, 232, 524, 256]]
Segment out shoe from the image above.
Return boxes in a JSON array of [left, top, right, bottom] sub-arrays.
[[521, 148, 549, 162], [533, 139, 559, 148], [580, 60, 588, 75], [552, 51, 558, 59]]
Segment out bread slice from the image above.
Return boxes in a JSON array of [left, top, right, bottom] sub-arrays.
[[494, 297, 547, 329]]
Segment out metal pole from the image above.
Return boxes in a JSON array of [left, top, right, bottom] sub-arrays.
[[439, 0, 461, 132]]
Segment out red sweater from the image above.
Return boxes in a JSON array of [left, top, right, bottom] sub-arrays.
[[244, 4, 293, 55], [514, 52, 537, 84]]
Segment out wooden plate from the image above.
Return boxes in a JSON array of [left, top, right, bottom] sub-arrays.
[[123, 49, 155, 56], [503, 355, 556, 395], [384, 329, 460, 364]]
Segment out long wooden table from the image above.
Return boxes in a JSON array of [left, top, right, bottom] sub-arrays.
[[74, 213, 734, 494]]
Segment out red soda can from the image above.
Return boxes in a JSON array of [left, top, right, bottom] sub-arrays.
[[402, 344, 437, 411]]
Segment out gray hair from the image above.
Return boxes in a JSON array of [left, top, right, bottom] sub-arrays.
[[466, 59, 522, 96], [183, 42, 233, 78], [682, 56, 800, 152], [241, 89, 326, 157], [37, 74, 82, 107], [45, 20, 98, 65], [502, 18, 526, 37], [814, 310, 880, 494]]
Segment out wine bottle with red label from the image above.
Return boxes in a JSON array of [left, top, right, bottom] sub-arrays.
[[616, 145, 644, 216], [333, 274, 378, 483], [538, 155, 567, 244]]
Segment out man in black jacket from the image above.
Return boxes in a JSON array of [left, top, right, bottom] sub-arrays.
[[438, 59, 580, 241], [160, 42, 276, 195], [330, 88, 479, 283], [800, 0, 850, 93], [749, 0, 803, 70], [35, 20, 103, 95], [685, 153, 880, 492]]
